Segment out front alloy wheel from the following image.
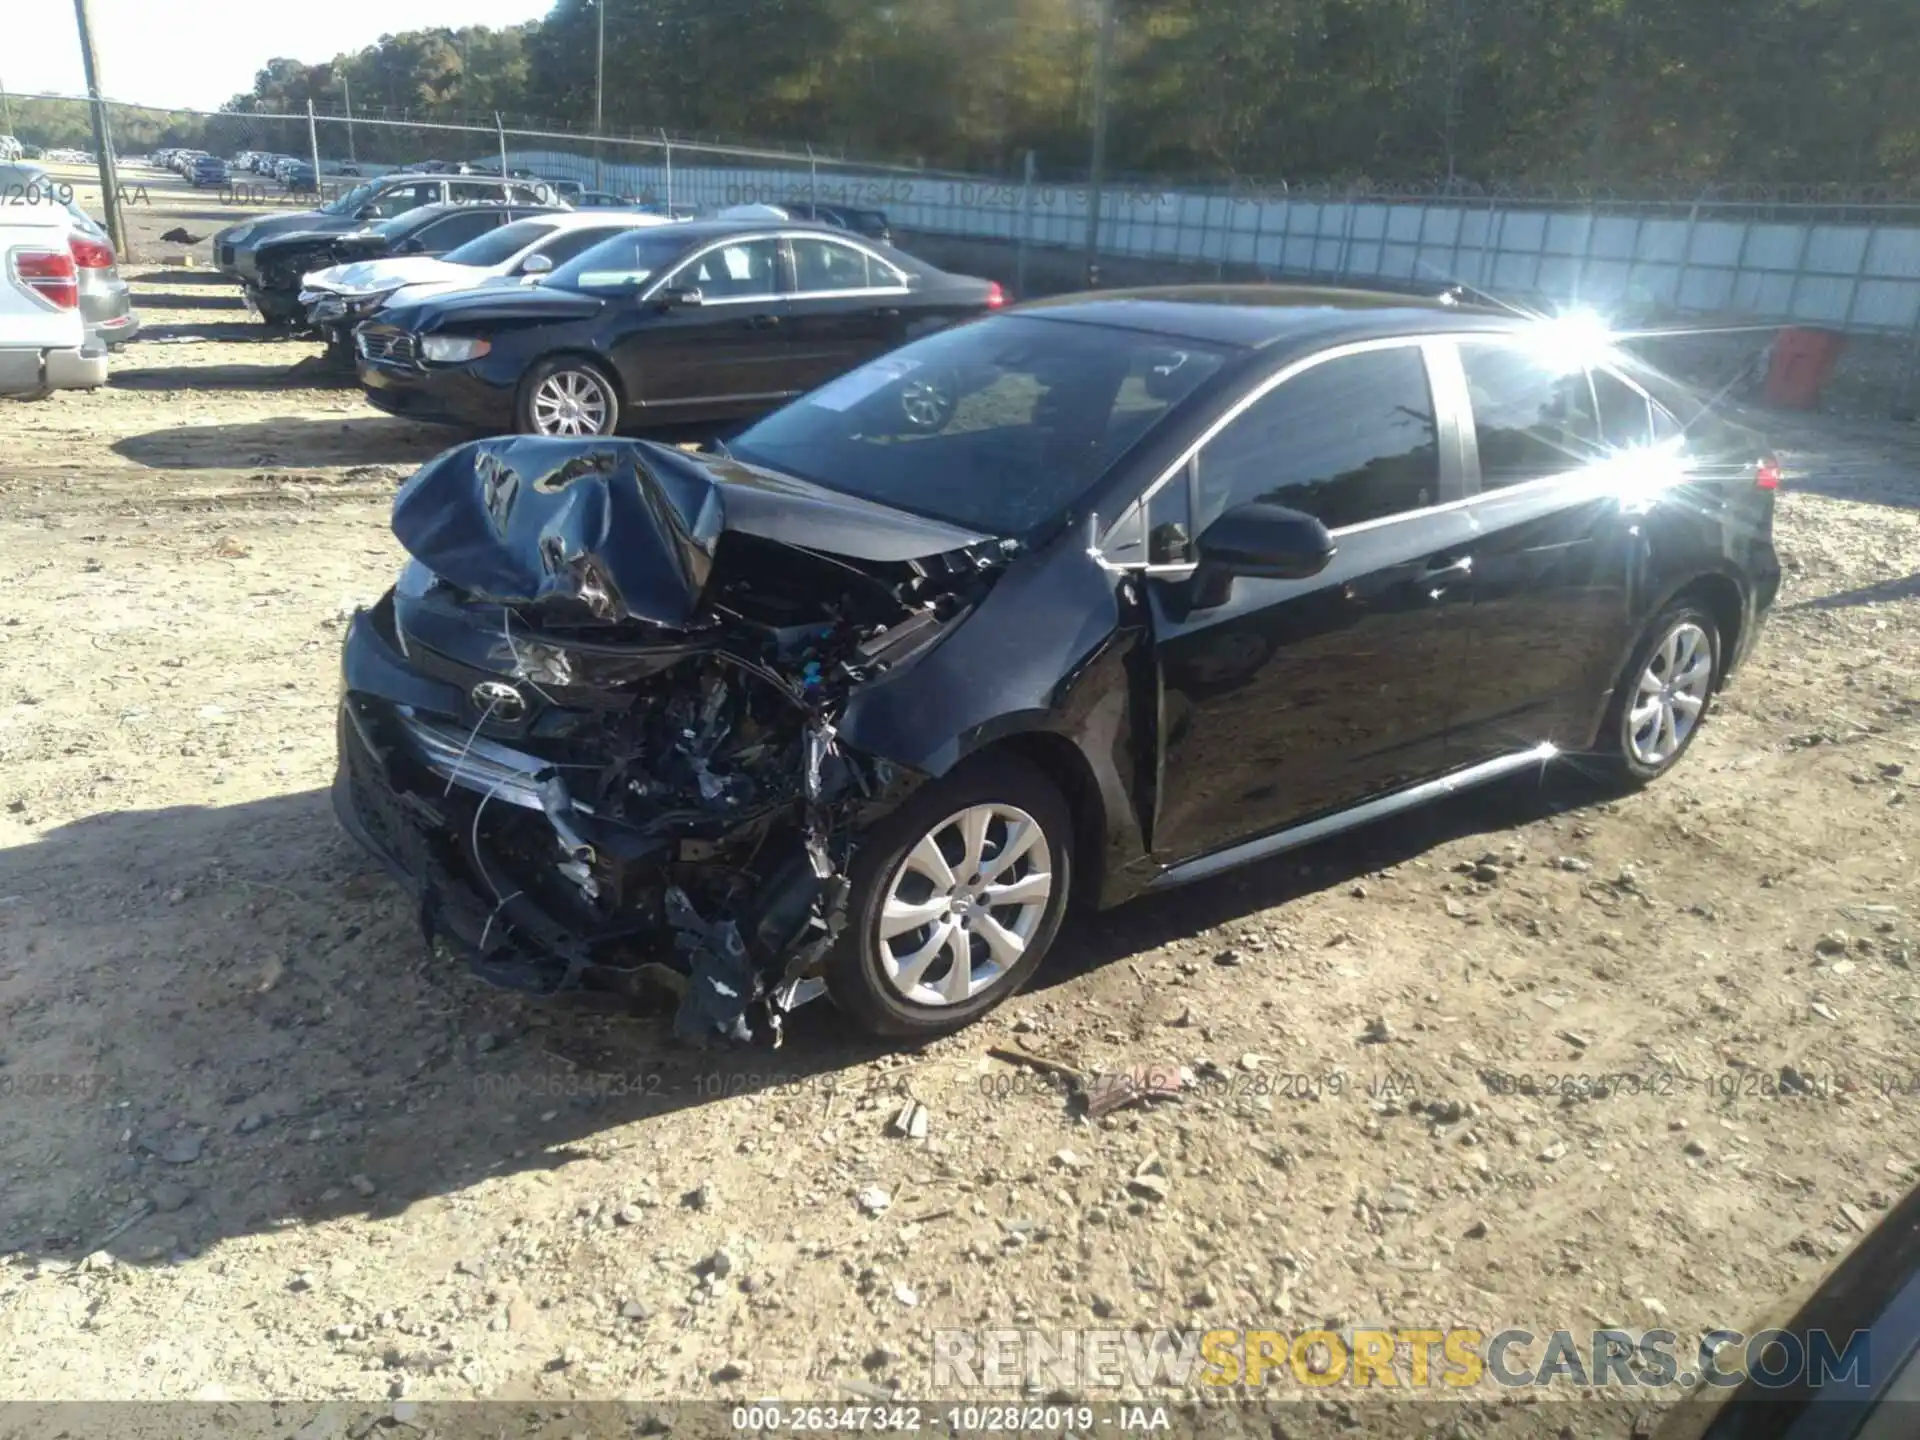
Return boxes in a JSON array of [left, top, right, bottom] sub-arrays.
[[520, 360, 618, 436], [878, 803, 1054, 1007], [828, 753, 1073, 1036]]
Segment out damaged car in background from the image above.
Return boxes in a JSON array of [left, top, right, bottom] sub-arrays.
[[334, 287, 1780, 1045]]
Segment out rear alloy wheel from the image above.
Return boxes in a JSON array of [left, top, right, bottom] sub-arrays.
[[828, 753, 1072, 1036], [518, 358, 619, 437], [1596, 602, 1721, 785]]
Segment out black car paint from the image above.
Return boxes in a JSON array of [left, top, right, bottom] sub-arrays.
[[211, 176, 555, 279], [352, 221, 997, 432], [247, 204, 561, 325], [333, 286, 1779, 1035]]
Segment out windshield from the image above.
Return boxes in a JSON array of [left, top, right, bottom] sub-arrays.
[[728, 315, 1230, 537], [443, 219, 561, 268], [546, 228, 695, 293], [322, 181, 378, 217]]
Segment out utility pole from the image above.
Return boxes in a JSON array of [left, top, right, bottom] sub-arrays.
[[1, 73, 14, 138], [70, 0, 127, 259], [1081, 0, 1115, 289], [342, 73, 356, 163], [593, 0, 606, 191], [306, 99, 321, 193]]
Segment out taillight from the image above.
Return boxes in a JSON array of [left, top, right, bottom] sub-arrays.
[[69, 233, 115, 269], [10, 247, 79, 310], [1755, 457, 1782, 491], [986, 281, 1006, 309]]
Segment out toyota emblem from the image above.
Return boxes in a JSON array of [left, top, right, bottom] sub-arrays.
[[470, 679, 528, 723]]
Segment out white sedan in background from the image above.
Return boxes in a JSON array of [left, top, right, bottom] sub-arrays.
[[299, 210, 681, 360]]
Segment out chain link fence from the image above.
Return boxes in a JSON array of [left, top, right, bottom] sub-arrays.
[[10, 88, 1920, 415]]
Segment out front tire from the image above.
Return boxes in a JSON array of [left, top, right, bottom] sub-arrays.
[[827, 752, 1073, 1037], [516, 356, 620, 437], [1594, 602, 1721, 786]]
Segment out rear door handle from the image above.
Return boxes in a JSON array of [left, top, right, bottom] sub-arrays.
[[870, 306, 902, 319], [747, 313, 781, 330], [1424, 555, 1473, 579]]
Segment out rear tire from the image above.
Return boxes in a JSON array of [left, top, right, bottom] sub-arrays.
[[1592, 601, 1721, 787], [826, 752, 1073, 1038], [515, 356, 621, 437]]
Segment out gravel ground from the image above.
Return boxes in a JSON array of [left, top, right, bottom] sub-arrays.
[[2, 167, 1919, 1434]]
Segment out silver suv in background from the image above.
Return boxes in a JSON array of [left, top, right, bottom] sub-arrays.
[[0, 161, 138, 349]]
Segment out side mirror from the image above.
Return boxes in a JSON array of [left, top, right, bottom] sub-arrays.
[[520, 252, 554, 275], [398, 237, 426, 254], [1195, 501, 1335, 582], [658, 285, 703, 310], [356, 205, 378, 221]]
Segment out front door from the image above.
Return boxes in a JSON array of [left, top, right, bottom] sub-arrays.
[[780, 235, 911, 394], [1146, 342, 1478, 866], [611, 235, 792, 411]]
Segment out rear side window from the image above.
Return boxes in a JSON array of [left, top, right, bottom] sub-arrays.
[[1197, 346, 1440, 531], [1458, 342, 1608, 489], [367, 182, 441, 218], [1591, 367, 1654, 449]]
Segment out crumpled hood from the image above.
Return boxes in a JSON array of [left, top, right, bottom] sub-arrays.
[[305, 255, 477, 296], [390, 437, 997, 629]]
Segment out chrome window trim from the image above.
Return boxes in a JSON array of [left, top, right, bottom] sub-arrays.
[[1096, 332, 1476, 567], [642, 229, 907, 304], [783, 232, 911, 295]]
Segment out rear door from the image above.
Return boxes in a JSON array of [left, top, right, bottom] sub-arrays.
[[1144, 341, 1479, 864], [608, 235, 792, 410], [1442, 337, 1653, 756], [780, 234, 911, 392]]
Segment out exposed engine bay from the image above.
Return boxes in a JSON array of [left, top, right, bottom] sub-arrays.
[[333, 437, 1013, 1044]]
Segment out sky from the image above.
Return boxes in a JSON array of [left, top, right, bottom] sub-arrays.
[[5, 0, 554, 113]]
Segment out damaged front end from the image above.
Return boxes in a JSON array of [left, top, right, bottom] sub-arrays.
[[333, 437, 1012, 1043]]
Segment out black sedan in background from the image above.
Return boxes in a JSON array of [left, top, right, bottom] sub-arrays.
[[352, 219, 1003, 435], [245, 202, 564, 325]]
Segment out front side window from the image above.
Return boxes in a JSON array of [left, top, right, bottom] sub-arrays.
[[1196, 346, 1440, 531], [790, 236, 897, 293]]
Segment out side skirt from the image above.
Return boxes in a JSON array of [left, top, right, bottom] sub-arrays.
[[1149, 742, 1560, 890]]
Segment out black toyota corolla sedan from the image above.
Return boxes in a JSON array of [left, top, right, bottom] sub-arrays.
[[332, 286, 1780, 1044], [351, 219, 1003, 435]]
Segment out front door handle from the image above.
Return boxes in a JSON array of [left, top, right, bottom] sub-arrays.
[[1424, 555, 1473, 580], [746, 313, 781, 330], [870, 306, 902, 319]]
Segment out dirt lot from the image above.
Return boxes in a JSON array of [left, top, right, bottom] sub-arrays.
[[3, 166, 1920, 1428]]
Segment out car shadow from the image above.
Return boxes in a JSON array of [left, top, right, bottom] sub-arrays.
[[1786, 571, 1920, 612], [0, 788, 894, 1266], [1040, 766, 1612, 992], [130, 269, 232, 287], [126, 321, 279, 344], [0, 765, 1615, 1267], [112, 414, 463, 470], [130, 291, 247, 311], [108, 358, 355, 392]]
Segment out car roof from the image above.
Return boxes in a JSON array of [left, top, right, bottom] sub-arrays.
[[657, 217, 893, 245], [1011, 284, 1518, 350], [394, 200, 563, 226], [541, 209, 675, 231]]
